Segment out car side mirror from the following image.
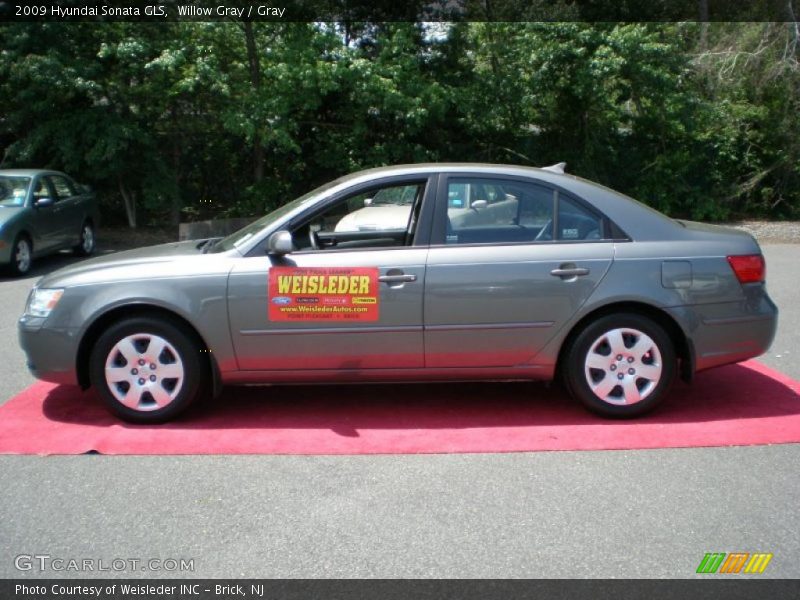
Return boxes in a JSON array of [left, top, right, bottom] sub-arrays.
[[471, 200, 488, 210], [35, 197, 54, 208], [363, 198, 373, 207], [266, 230, 294, 255]]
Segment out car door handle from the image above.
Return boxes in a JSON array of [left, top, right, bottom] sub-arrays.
[[378, 274, 417, 283], [550, 267, 590, 278]]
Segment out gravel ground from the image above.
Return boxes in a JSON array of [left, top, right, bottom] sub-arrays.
[[98, 226, 177, 250], [728, 220, 800, 244]]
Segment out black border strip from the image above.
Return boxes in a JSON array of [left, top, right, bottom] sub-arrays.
[[3, 579, 800, 600], [1, 0, 798, 23]]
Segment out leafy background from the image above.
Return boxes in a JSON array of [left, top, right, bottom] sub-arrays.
[[1, 21, 798, 227]]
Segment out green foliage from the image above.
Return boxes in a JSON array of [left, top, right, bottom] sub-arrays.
[[0, 21, 798, 226]]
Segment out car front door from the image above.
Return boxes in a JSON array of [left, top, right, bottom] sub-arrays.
[[424, 174, 615, 368], [29, 175, 61, 251], [227, 176, 435, 371], [47, 174, 83, 246]]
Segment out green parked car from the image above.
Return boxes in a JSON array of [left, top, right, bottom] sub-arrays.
[[0, 169, 99, 276]]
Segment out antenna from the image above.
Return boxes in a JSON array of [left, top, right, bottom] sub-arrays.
[[541, 162, 567, 174]]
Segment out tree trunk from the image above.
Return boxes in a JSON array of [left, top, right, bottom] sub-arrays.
[[698, 0, 709, 50], [118, 179, 137, 229], [243, 21, 265, 183], [171, 137, 182, 226], [787, 0, 799, 60]]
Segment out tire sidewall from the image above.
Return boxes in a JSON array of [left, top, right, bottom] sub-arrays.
[[9, 235, 32, 276], [89, 316, 205, 423], [75, 221, 95, 256], [566, 313, 676, 418]]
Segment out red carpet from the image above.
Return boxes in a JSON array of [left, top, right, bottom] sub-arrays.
[[0, 360, 798, 455]]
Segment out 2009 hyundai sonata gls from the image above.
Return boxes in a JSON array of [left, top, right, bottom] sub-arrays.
[[19, 163, 778, 423]]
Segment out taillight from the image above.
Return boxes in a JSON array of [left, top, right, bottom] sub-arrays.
[[727, 254, 765, 284]]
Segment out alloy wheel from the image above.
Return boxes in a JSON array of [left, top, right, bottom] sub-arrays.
[[104, 333, 184, 411], [15, 239, 31, 273], [82, 224, 94, 253], [583, 327, 663, 405]]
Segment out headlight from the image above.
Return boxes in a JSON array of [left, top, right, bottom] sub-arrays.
[[26, 288, 65, 318]]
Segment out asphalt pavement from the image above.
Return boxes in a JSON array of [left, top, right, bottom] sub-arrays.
[[0, 245, 798, 578]]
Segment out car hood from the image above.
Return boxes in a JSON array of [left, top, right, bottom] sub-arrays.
[[37, 240, 215, 287], [334, 205, 412, 231], [0, 206, 25, 227]]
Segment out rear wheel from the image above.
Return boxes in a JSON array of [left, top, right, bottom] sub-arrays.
[[73, 220, 95, 256], [89, 316, 207, 423], [563, 313, 676, 418], [9, 235, 32, 276]]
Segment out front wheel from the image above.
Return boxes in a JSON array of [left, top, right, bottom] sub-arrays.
[[89, 316, 207, 423], [73, 220, 95, 256], [8, 235, 32, 276], [563, 313, 676, 418]]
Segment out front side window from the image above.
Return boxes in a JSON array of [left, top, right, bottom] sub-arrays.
[[32, 178, 51, 203], [292, 182, 425, 251]]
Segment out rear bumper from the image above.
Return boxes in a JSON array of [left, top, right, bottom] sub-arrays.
[[18, 316, 80, 385], [667, 288, 778, 373]]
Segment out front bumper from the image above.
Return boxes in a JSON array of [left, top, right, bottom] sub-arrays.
[[18, 315, 80, 385], [0, 239, 13, 265]]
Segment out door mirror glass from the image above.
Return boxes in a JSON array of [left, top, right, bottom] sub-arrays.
[[266, 230, 294, 255], [35, 197, 54, 208]]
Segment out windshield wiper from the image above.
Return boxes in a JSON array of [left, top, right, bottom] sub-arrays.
[[199, 237, 222, 254]]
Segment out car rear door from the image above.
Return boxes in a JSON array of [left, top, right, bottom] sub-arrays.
[[227, 176, 436, 371], [424, 173, 615, 368]]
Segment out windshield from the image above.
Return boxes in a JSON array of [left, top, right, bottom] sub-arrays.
[[210, 178, 344, 253], [0, 176, 31, 207]]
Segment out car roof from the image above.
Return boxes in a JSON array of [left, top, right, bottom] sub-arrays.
[[0, 169, 65, 177], [237, 162, 681, 251], [332, 163, 628, 201], [337, 162, 567, 181]]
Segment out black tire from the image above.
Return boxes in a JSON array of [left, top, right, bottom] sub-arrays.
[[562, 313, 676, 418], [8, 234, 33, 276], [73, 220, 95, 256], [89, 316, 207, 423]]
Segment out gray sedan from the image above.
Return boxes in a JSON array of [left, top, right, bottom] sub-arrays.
[[0, 169, 99, 275], [18, 164, 777, 423]]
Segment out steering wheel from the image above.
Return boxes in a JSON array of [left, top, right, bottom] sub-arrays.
[[534, 219, 553, 241], [309, 229, 321, 250]]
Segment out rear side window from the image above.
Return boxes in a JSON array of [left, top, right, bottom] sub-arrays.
[[445, 178, 554, 245], [48, 176, 75, 200], [557, 196, 603, 241], [442, 176, 608, 245]]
